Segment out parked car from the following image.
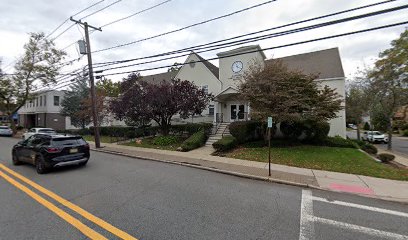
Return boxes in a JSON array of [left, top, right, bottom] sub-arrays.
[[362, 131, 388, 143], [23, 128, 56, 140], [0, 126, 13, 137], [347, 124, 358, 130], [12, 134, 90, 174]]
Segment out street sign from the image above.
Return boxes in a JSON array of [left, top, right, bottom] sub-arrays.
[[267, 117, 273, 128]]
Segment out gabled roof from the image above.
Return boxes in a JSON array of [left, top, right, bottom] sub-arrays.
[[192, 52, 219, 79], [217, 45, 266, 60], [267, 48, 345, 79], [141, 71, 178, 85]]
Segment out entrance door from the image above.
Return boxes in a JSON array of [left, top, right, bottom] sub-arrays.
[[230, 104, 245, 121]]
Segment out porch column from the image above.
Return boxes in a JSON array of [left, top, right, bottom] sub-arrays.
[[247, 102, 251, 120], [213, 101, 218, 123]]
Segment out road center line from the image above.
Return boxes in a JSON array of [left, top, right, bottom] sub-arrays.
[[312, 196, 408, 218], [299, 189, 315, 240], [0, 163, 138, 240], [0, 170, 108, 240], [313, 216, 408, 240]]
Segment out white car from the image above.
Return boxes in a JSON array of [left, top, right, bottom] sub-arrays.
[[23, 128, 57, 140], [362, 131, 388, 143], [0, 126, 13, 137]]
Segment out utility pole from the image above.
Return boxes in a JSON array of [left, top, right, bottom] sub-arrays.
[[70, 17, 102, 148]]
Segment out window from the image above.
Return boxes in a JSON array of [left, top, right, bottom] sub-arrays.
[[44, 95, 47, 106], [54, 96, 60, 106], [202, 85, 208, 95], [209, 105, 214, 116], [36, 98, 38, 107], [40, 96, 42, 106]]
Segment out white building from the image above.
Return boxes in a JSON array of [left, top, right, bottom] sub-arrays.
[[174, 45, 346, 137], [18, 90, 124, 130]]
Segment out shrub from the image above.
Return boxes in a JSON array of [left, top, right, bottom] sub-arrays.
[[171, 123, 213, 136], [350, 139, 366, 148], [180, 130, 207, 151], [361, 143, 378, 155], [152, 136, 179, 146], [377, 153, 395, 162], [363, 122, 370, 130], [280, 121, 304, 140], [213, 136, 238, 152], [403, 129, 408, 137], [401, 123, 408, 131], [229, 121, 262, 143], [320, 136, 359, 148], [303, 120, 330, 143], [16, 125, 24, 131]]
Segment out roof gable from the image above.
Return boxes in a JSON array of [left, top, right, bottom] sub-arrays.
[[191, 52, 219, 79]]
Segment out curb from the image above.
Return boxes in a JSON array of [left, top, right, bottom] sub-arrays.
[[91, 148, 315, 188], [91, 148, 408, 204]]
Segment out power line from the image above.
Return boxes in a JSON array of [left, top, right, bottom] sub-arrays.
[[45, 0, 106, 39], [92, 0, 278, 53], [93, 4, 408, 72], [99, 0, 172, 28], [80, 0, 123, 20], [92, 0, 398, 68], [97, 20, 408, 77]]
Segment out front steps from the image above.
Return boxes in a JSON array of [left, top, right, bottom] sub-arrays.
[[205, 122, 231, 146]]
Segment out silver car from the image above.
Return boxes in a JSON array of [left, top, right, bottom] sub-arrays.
[[0, 126, 13, 137], [363, 131, 388, 143]]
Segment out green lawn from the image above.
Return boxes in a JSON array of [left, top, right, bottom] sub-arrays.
[[82, 135, 116, 143], [122, 137, 185, 151], [226, 144, 408, 181]]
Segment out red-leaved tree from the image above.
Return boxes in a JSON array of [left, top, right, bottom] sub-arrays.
[[110, 73, 213, 135]]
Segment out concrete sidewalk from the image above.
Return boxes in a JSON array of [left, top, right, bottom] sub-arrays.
[[88, 142, 408, 203]]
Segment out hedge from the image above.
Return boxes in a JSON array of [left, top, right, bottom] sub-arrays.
[[319, 136, 359, 148], [180, 130, 207, 152], [361, 144, 378, 155], [171, 123, 213, 135], [229, 121, 262, 143], [213, 136, 238, 152], [403, 129, 408, 137], [153, 136, 180, 146], [281, 120, 330, 143], [378, 153, 395, 163]]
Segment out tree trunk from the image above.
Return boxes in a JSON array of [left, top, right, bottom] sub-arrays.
[[387, 117, 392, 151], [8, 114, 16, 134]]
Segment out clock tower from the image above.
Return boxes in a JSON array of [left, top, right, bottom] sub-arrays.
[[217, 45, 266, 90]]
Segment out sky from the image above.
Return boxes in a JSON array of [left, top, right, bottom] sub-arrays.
[[0, 0, 407, 87]]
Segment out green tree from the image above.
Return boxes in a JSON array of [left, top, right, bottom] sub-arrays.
[[346, 79, 369, 140], [367, 29, 408, 150], [60, 77, 91, 129], [96, 78, 120, 97], [0, 32, 66, 132], [167, 62, 181, 72], [239, 59, 343, 124]]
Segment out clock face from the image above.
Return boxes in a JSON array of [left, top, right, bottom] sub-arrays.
[[232, 61, 243, 73]]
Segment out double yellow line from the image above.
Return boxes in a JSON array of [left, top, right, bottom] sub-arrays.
[[0, 163, 137, 240]]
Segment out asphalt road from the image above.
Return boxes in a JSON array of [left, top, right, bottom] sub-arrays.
[[347, 130, 408, 156], [0, 136, 407, 240]]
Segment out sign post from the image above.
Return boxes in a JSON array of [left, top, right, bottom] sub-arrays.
[[267, 117, 273, 177]]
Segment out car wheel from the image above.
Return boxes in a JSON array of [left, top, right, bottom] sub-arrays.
[[12, 152, 22, 165], [35, 155, 48, 174]]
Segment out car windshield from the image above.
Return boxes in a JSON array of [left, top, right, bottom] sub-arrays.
[[52, 137, 86, 146], [0, 126, 10, 129], [373, 132, 382, 135]]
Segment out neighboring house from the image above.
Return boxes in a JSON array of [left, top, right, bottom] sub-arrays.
[[18, 90, 67, 130], [17, 90, 125, 130], [394, 105, 408, 121], [172, 45, 346, 137]]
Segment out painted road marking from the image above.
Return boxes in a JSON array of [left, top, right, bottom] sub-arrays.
[[312, 196, 408, 218], [0, 170, 108, 240], [328, 183, 374, 195], [0, 163, 137, 240], [299, 189, 315, 240], [313, 216, 408, 240]]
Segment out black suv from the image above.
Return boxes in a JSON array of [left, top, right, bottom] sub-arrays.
[[12, 134, 90, 174]]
